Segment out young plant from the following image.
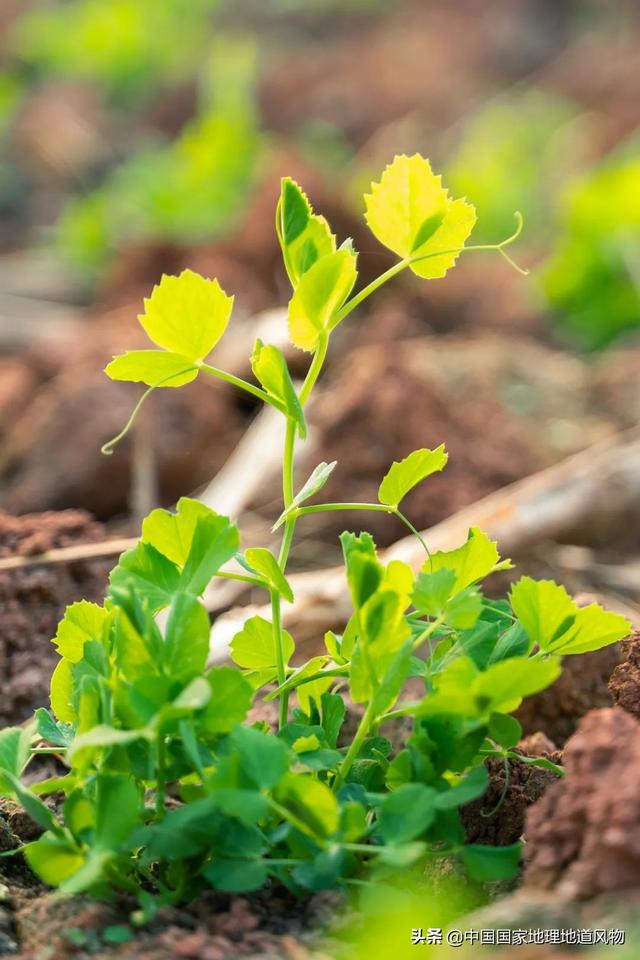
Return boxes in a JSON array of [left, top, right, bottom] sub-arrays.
[[0, 155, 631, 911]]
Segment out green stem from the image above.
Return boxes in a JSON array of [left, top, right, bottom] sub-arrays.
[[335, 260, 409, 325], [216, 570, 266, 589], [333, 699, 376, 793], [200, 363, 284, 412], [271, 592, 288, 730], [299, 333, 328, 406], [294, 502, 393, 518], [394, 508, 431, 557], [267, 798, 326, 846], [413, 614, 446, 652], [155, 733, 166, 818]]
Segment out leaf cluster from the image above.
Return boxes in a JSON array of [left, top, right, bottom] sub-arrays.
[[0, 156, 630, 914]]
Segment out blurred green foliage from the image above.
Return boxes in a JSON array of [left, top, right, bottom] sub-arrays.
[[445, 91, 582, 244], [12, 0, 222, 107], [543, 145, 640, 351], [57, 36, 261, 276]]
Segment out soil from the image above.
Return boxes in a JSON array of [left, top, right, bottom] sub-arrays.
[[0, 510, 111, 727], [516, 641, 623, 745], [608, 630, 640, 719], [460, 735, 561, 847], [524, 706, 640, 898]]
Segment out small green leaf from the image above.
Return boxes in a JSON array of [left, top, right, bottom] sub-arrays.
[[142, 498, 219, 566], [163, 594, 211, 681], [434, 765, 489, 810], [67, 726, 149, 761], [25, 834, 84, 887], [250, 339, 306, 438], [109, 542, 181, 613], [230, 725, 289, 790], [105, 351, 198, 388], [204, 858, 268, 893], [230, 615, 295, 672], [0, 727, 31, 795], [510, 577, 631, 655], [273, 461, 337, 530], [377, 783, 437, 843], [461, 842, 522, 882], [1, 771, 62, 835], [423, 527, 512, 593], [365, 154, 476, 278], [244, 548, 294, 602], [276, 177, 336, 287], [276, 773, 339, 839], [94, 774, 140, 850], [35, 709, 73, 748], [138, 269, 233, 362], [378, 445, 448, 507], [489, 713, 522, 750], [201, 667, 253, 734], [411, 569, 456, 618], [288, 249, 357, 352], [50, 659, 76, 724], [53, 601, 107, 664], [180, 514, 240, 596]]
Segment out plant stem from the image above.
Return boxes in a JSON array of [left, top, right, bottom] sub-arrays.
[[394, 508, 431, 557], [200, 363, 284, 412], [299, 333, 328, 406], [271, 592, 288, 730], [155, 733, 166, 818], [413, 614, 446, 652], [294, 502, 393, 518], [216, 570, 266, 589], [335, 260, 409, 324], [333, 699, 376, 792]]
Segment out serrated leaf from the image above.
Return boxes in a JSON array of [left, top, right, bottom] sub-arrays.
[[276, 177, 336, 287], [244, 547, 293, 602], [378, 445, 448, 507], [105, 351, 198, 388], [288, 249, 357, 352], [230, 615, 295, 672], [143, 498, 237, 570], [50, 659, 76, 724], [510, 577, 631, 655], [180, 515, 240, 596], [138, 269, 233, 362], [53, 601, 107, 664], [109, 542, 181, 613], [250, 339, 306, 437], [163, 594, 211, 681], [365, 154, 476, 278], [423, 527, 512, 593], [273, 461, 337, 530]]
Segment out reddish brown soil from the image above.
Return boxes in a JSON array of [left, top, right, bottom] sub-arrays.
[[608, 630, 640, 719], [0, 510, 111, 727], [461, 735, 561, 847], [516, 642, 623, 745], [524, 707, 640, 898]]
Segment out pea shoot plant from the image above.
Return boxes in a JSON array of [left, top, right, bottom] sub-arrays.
[[0, 155, 631, 912]]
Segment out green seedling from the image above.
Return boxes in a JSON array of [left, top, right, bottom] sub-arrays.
[[0, 155, 630, 910]]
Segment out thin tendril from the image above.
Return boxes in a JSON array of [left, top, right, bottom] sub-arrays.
[[101, 367, 197, 455]]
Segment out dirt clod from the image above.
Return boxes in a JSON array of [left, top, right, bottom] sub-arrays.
[[608, 630, 640, 719], [0, 510, 110, 727], [524, 707, 640, 898]]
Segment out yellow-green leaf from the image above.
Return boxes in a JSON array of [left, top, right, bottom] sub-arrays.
[[230, 615, 295, 671], [50, 659, 76, 724], [142, 497, 216, 566], [423, 527, 512, 592], [245, 547, 294, 602], [53, 601, 107, 663], [288, 249, 357, 352], [378, 445, 448, 507], [250, 339, 306, 437], [276, 177, 336, 287], [105, 350, 198, 388], [510, 577, 631, 655], [139, 269, 233, 362], [365, 154, 476, 278]]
